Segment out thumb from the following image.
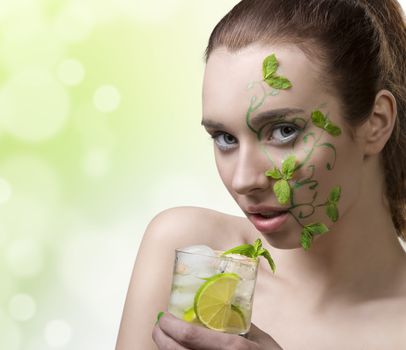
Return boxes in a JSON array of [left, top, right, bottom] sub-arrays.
[[247, 323, 284, 350]]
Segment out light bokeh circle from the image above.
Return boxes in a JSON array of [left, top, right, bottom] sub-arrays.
[[0, 178, 12, 205], [44, 319, 72, 348], [8, 293, 37, 322], [57, 59, 85, 86], [93, 85, 121, 113], [0, 68, 70, 142]]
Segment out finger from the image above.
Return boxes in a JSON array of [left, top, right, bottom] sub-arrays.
[[159, 312, 257, 350], [247, 324, 283, 350], [152, 323, 190, 350]]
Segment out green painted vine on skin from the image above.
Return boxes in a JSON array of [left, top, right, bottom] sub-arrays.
[[246, 54, 292, 138], [244, 54, 343, 250], [246, 80, 280, 137], [265, 112, 342, 249]]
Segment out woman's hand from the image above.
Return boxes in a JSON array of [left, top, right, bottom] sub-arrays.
[[152, 312, 283, 350]]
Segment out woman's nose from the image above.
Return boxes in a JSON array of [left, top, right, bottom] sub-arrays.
[[231, 147, 270, 195]]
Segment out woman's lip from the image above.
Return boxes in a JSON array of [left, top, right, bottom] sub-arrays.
[[247, 212, 289, 233]]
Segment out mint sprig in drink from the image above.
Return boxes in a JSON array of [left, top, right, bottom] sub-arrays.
[[168, 239, 275, 335]]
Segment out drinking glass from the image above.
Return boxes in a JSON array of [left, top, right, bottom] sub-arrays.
[[168, 246, 259, 335]]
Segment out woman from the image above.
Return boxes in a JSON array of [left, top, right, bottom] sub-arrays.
[[116, 0, 406, 348]]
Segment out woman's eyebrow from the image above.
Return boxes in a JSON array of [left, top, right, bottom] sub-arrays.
[[201, 108, 305, 130], [250, 108, 305, 129], [201, 119, 226, 129]]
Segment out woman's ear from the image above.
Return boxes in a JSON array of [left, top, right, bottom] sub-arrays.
[[363, 90, 397, 156]]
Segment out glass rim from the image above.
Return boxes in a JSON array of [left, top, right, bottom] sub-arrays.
[[175, 248, 258, 265]]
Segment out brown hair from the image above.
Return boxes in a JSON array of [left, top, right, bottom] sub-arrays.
[[204, 0, 406, 240]]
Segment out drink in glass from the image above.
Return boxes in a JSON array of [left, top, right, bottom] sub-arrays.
[[168, 245, 259, 335]]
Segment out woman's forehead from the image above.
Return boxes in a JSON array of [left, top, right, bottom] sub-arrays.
[[202, 44, 330, 118], [204, 43, 313, 78]]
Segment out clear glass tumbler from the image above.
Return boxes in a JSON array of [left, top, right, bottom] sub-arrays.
[[168, 246, 259, 335]]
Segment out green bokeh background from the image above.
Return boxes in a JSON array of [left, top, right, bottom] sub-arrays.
[[0, 1, 242, 349], [0, 1, 405, 349]]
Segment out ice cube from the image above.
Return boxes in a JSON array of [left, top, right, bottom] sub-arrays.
[[180, 245, 216, 256], [236, 279, 256, 299], [177, 245, 217, 278], [169, 290, 195, 311], [222, 258, 257, 280], [172, 274, 205, 293]]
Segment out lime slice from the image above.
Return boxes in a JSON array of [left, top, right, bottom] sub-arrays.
[[193, 272, 246, 332], [183, 306, 197, 322], [227, 304, 246, 331]]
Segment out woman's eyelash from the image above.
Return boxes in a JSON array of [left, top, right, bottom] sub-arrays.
[[261, 123, 303, 144], [210, 131, 238, 151], [206, 122, 303, 150]]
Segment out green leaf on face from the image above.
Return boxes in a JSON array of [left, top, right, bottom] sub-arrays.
[[300, 228, 313, 250], [305, 223, 329, 236], [300, 223, 329, 250], [281, 155, 297, 179], [274, 179, 291, 204], [311, 110, 326, 128], [263, 54, 278, 80], [326, 203, 339, 222], [265, 167, 283, 180], [324, 122, 342, 136], [264, 76, 292, 90], [311, 110, 342, 136], [329, 186, 341, 203], [222, 244, 256, 258]]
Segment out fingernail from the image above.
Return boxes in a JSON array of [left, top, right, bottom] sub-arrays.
[[155, 311, 164, 325]]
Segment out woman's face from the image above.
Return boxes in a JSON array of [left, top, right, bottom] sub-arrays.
[[202, 43, 366, 249]]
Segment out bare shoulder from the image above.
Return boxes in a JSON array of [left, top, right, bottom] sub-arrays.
[[115, 206, 250, 350], [143, 206, 251, 250]]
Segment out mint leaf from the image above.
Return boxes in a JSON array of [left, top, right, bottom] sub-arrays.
[[222, 244, 256, 258], [281, 155, 296, 179], [324, 123, 342, 136], [253, 238, 262, 253], [273, 179, 291, 204], [263, 54, 278, 80], [329, 186, 341, 203], [265, 167, 283, 180], [326, 203, 339, 222], [257, 248, 276, 273], [264, 76, 292, 90], [305, 223, 329, 235], [300, 223, 329, 250], [311, 110, 342, 136], [311, 110, 326, 128], [262, 54, 292, 90], [222, 238, 276, 273], [300, 228, 313, 250]]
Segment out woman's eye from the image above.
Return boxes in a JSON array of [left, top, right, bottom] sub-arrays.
[[270, 124, 300, 144], [212, 132, 238, 151]]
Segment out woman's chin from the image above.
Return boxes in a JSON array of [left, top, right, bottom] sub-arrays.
[[261, 232, 303, 250], [250, 214, 304, 249]]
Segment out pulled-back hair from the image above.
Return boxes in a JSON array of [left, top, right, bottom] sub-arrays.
[[204, 0, 406, 240]]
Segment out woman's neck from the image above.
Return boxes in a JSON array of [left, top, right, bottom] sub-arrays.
[[267, 177, 406, 309]]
